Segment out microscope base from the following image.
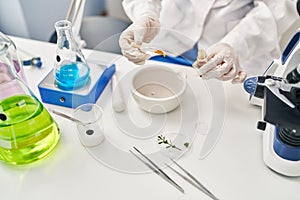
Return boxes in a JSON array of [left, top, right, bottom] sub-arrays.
[[263, 125, 300, 177]]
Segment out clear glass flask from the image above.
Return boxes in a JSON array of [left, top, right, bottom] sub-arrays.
[[0, 32, 27, 82], [0, 34, 60, 165], [54, 20, 90, 91]]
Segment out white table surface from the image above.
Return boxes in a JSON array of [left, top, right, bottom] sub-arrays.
[[1, 36, 300, 200]]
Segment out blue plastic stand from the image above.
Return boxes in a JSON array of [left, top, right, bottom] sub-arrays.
[[38, 63, 115, 108]]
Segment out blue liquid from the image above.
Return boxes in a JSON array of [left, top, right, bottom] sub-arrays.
[[55, 62, 90, 90]]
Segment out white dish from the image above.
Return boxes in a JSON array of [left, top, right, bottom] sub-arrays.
[[131, 65, 187, 114]]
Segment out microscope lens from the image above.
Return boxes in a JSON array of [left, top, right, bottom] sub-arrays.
[[279, 128, 300, 147], [287, 68, 300, 83]]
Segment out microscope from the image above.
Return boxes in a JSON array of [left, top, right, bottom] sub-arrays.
[[245, 28, 300, 176]]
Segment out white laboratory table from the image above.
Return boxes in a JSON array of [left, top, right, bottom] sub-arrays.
[[1, 36, 300, 200]]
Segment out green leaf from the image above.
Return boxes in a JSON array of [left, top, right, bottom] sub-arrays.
[[184, 142, 190, 148]]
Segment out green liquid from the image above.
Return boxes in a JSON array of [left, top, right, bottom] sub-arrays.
[[0, 95, 60, 165]]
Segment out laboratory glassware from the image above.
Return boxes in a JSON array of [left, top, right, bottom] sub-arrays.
[[54, 20, 90, 91], [0, 32, 27, 82], [0, 35, 60, 165], [74, 103, 105, 147]]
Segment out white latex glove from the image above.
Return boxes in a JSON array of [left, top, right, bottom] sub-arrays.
[[192, 43, 247, 83], [119, 15, 160, 65]]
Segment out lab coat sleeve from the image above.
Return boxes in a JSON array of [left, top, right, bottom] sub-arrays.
[[122, 0, 162, 22], [264, 0, 298, 36], [220, 0, 298, 61]]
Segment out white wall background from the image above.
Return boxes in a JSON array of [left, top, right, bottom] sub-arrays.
[[0, 0, 105, 41], [0, 0, 30, 38], [0, 0, 299, 48], [106, 0, 130, 23]]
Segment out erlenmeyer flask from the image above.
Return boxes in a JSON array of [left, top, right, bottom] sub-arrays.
[[0, 35, 60, 165], [54, 20, 90, 91], [0, 32, 26, 83]]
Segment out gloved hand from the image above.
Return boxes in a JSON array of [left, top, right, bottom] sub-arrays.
[[119, 15, 160, 65], [192, 43, 247, 83]]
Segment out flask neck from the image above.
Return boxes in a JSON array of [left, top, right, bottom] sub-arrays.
[[0, 47, 18, 84], [54, 20, 85, 62], [0, 32, 27, 83], [55, 20, 76, 50]]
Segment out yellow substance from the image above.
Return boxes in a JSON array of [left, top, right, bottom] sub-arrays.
[[154, 50, 167, 57], [131, 42, 167, 57]]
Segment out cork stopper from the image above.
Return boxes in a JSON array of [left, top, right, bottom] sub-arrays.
[[196, 49, 207, 69], [197, 49, 207, 61]]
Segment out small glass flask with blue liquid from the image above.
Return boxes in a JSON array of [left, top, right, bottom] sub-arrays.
[[54, 20, 90, 91]]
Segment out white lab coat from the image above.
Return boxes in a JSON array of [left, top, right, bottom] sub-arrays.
[[123, 0, 298, 76]]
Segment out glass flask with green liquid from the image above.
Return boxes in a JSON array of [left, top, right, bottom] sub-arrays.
[[0, 34, 60, 165]]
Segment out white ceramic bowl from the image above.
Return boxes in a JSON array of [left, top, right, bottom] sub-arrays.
[[132, 65, 187, 114]]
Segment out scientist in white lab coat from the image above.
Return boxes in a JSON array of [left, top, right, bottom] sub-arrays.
[[119, 0, 298, 83]]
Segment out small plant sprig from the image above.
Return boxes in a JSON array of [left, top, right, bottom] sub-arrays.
[[184, 142, 190, 148], [157, 135, 182, 151]]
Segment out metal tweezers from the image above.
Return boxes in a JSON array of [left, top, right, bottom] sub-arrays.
[[167, 159, 219, 200], [129, 147, 185, 193], [130, 147, 219, 199]]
